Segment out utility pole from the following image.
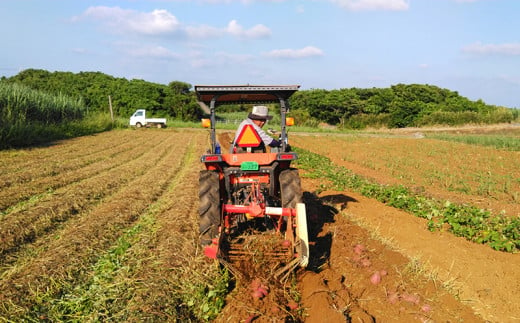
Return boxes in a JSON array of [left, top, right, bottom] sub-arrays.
[[108, 95, 114, 122]]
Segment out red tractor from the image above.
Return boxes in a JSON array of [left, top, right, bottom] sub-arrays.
[[196, 85, 309, 279]]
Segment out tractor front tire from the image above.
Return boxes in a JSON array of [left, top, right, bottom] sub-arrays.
[[199, 170, 221, 246], [280, 169, 302, 208]]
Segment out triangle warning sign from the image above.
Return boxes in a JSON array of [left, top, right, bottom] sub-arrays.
[[236, 124, 262, 147]]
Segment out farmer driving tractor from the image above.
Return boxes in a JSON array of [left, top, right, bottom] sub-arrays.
[[196, 84, 309, 275], [231, 105, 282, 153]]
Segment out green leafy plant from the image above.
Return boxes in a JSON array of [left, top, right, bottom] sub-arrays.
[[294, 148, 520, 253]]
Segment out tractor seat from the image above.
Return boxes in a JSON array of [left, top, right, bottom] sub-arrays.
[[233, 143, 266, 154]]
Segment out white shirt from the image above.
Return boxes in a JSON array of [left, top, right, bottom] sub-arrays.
[[232, 118, 276, 151]]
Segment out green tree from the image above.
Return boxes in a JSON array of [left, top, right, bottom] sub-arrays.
[[168, 81, 192, 95], [388, 99, 423, 128], [6, 69, 201, 121]]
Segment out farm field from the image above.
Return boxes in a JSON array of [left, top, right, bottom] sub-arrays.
[[0, 128, 518, 322], [290, 131, 520, 322], [292, 131, 520, 217]]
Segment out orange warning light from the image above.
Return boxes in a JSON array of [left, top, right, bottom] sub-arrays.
[[236, 124, 262, 147], [286, 117, 295, 126], [201, 118, 211, 128]]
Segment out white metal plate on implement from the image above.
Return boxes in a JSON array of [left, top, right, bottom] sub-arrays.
[[296, 203, 309, 267]]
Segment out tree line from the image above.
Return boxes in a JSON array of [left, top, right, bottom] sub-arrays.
[[288, 84, 517, 128], [3, 69, 199, 121], [3, 68, 517, 129]]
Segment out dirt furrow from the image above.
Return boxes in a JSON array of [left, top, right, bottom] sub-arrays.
[[297, 184, 483, 322], [340, 189, 520, 322], [0, 132, 198, 317], [0, 132, 172, 261]]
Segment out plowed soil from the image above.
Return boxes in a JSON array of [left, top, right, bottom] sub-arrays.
[[0, 129, 518, 322], [290, 133, 520, 323]]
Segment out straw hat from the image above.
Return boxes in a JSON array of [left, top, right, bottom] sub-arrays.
[[248, 105, 273, 120]]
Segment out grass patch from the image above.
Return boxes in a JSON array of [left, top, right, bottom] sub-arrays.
[[0, 189, 55, 221], [0, 113, 120, 149], [0, 81, 123, 149], [30, 215, 156, 321], [294, 147, 520, 253], [428, 133, 520, 151]]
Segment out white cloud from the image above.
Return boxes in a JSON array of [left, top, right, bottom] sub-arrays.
[[191, 0, 285, 3], [186, 50, 254, 68], [215, 51, 255, 63], [185, 25, 222, 38], [329, 0, 409, 11], [181, 49, 210, 67], [171, 47, 256, 69], [190, 58, 213, 68], [498, 74, 520, 87], [127, 45, 180, 59], [226, 20, 271, 39], [263, 46, 324, 59], [75, 7, 270, 40], [71, 48, 88, 54], [180, 20, 271, 39], [78, 6, 180, 35], [462, 42, 520, 56], [131, 9, 180, 34]]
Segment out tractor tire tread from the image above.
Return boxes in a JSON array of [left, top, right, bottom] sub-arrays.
[[198, 170, 221, 245], [280, 168, 302, 209]]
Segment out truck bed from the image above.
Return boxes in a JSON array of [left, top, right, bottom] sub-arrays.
[[146, 118, 167, 123]]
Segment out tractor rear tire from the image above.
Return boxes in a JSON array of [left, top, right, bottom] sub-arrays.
[[280, 169, 302, 208], [199, 170, 221, 246]]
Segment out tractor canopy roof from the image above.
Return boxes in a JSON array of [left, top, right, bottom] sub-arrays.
[[194, 85, 300, 105]]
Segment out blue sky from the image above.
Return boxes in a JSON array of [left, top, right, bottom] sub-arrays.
[[1, 0, 519, 108]]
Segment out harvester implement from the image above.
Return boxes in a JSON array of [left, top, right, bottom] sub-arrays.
[[196, 85, 309, 280]]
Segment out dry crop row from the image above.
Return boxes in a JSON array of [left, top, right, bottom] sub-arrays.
[[0, 129, 217, 320], [0, 130, 127, 178], [0, 131, 171, 258], [291, 135, 520, 217], [0, 132, 161, 212]]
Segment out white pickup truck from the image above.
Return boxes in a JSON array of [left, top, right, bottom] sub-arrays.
[[129, 109, 167, 128]]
